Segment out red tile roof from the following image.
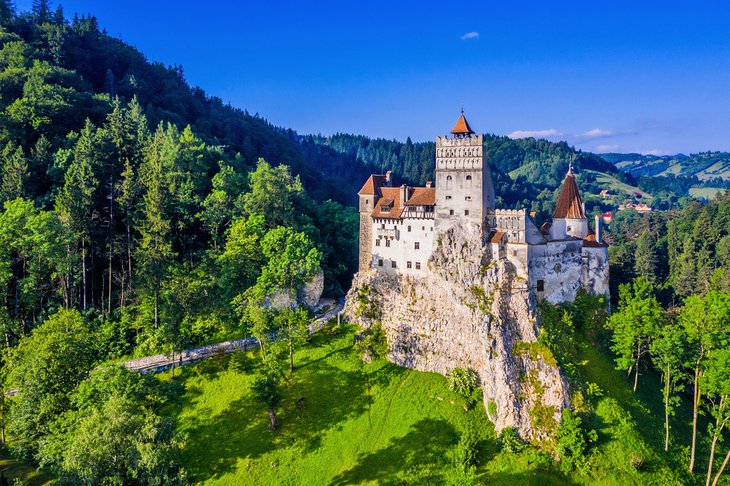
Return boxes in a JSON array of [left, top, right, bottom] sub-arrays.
[[553, 168, 587, 219], [405, 187, 436, 206], [358, 174, 387, 196], [450, 112, 475, 135], [371, 187, 404, 219], [490, 231, 506, 243]]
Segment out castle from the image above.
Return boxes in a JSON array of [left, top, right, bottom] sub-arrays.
[[357, 112, 609, 304]]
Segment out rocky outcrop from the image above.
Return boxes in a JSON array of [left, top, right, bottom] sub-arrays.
[[264, 268, 325, 310], [344, 224, 569, 442]]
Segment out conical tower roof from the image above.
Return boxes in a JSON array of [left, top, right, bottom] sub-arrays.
[[553, 165, 587, 219], [450, 110, 475, 136]]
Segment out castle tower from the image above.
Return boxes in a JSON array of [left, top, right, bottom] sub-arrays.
[[551, 165, 589, 239], [434, 111, 495, 235], [357, 171, 391, 271]]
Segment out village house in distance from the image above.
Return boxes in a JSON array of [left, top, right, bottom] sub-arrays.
[[357, 112, 609, 304]]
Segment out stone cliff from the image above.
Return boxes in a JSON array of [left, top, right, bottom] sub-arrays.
[[344, 224, 569, 441]]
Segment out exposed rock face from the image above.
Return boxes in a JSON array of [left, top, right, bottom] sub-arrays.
[[265, 268, 325, 309], [344, 224, 569, 441]]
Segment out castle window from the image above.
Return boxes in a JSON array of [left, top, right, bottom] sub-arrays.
[[537, 280, 545, 292], [466, 175, 472, 180], [378, 259, 383, 267], [408, 225, 412, 232], [465, 196, 471, 201], [381, 224, 385, 229], [386, 239, 391, 248], [415, 242, 420, 250], [391, 261, 397, 269], [465, 210, 470, 216], [446, 195, 452, 200], [375, 239, 380, 247], [512, 250, 517, 256], [450, 210, 454, 215], [407, 261, 412, 269], [422, 226, 425, 231], [415, 262, 421, 270]]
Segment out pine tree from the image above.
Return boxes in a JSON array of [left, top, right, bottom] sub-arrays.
[[32, 0, 52, 24], [137, 124, 175, 329], [55, 122, 97, 310], [634, 230, 659, 284], [0, 143, 28, 203]]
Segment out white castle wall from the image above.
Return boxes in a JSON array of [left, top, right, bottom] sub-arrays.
[[371, 216, 435, 276]]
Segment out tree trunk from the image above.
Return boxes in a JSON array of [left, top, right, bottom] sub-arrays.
[[712, 447, 730, 486], [82, 237, 87, 311], [154, 278, 159, 330], [691, 362, 702, 473], [665, 365, 670, 451], [171, 351, 175, 379], [268, 407, 277, 431], [633, 342, 641, 392], [707, 400, 727, 486], [108, 176, 113, 316], [289, 336, 294, 375]]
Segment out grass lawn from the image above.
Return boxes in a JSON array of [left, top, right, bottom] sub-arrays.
[[585, 170, 653, 201], [0, 447, 53, 485], [161, 324, 722, 485], [689, 187, 726, 200]]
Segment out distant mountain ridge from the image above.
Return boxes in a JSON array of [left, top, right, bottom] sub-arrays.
[[599, 151, 730, 182]]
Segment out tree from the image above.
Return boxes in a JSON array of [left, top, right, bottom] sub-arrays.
[[649, 318, 686, 451], [274, 307, 309, 374], [241, 159, 305, 229], [137, 124, 175, 329], [703, 348, 730, 486], [681, 292, 730, 472], [251, 373, 282, 431], [634, 230, 659, 285], [607, 278, 664, 392], [55, 120, 98, 310], [6, 308, 96, 458], [38, 366, 186, 484], [0, 143, 28, 203]]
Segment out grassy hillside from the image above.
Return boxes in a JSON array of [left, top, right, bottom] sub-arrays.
[[159, 324, 705, 485], [602, 152, 730, 182]]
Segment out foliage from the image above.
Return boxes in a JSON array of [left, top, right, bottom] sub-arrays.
[[556, 408, 596, 474], [6, 308, 96, 459], [496, 427, 524, 454], [453, 426, 480, 473], [354, 323, 388, 360], [448, 367, 479, 398]]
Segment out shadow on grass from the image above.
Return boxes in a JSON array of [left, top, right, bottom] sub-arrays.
[[329, 418, 458, 485], [176, 339, 377, 481]]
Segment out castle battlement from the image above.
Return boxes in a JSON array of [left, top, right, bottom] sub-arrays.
[[356, 112, 609, 303]]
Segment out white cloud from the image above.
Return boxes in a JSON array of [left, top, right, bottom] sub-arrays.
[[460, 32, 480, 40], [578, 128, 614, 139], [641, 149, 669, 156], [507, 129, 562, 140], [594, 144, 620, 153]]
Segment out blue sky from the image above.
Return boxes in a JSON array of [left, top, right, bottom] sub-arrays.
[[15, 0, 730, 154]]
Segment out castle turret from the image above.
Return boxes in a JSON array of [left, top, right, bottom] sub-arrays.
[[357, 174, 389, 271], [434, 110, 495, 235], [550, 165, 589, 240]]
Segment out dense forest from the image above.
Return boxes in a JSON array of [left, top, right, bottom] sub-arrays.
[[602, 151, 730, 185], [0, 1, 729, 484]]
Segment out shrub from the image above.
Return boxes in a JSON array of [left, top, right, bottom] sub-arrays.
[[556, 408, 597, 474], [355, 323, 388, 360], [497, 427, 524, 453], [448, 367, 479, 398], [453, 427, 479, 472], [229, 351, 253, 374]]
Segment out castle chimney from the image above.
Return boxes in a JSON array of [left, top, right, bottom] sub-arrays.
[[426, 181, 432, 188], [385, 170, 392, 186], [400, 184, 408, 205], [595, 215, 603, 244]]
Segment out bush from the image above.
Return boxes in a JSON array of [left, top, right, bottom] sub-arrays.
[[229, 351, 254, 374], [453, 427, 479, 473], [497, 427, 524, 454], [355, 324, 388, 360], [556, 408, 597, 474], [448, 367, 478, 398]]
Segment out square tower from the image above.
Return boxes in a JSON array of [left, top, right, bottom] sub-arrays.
[[434, 112, 495, 235]]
